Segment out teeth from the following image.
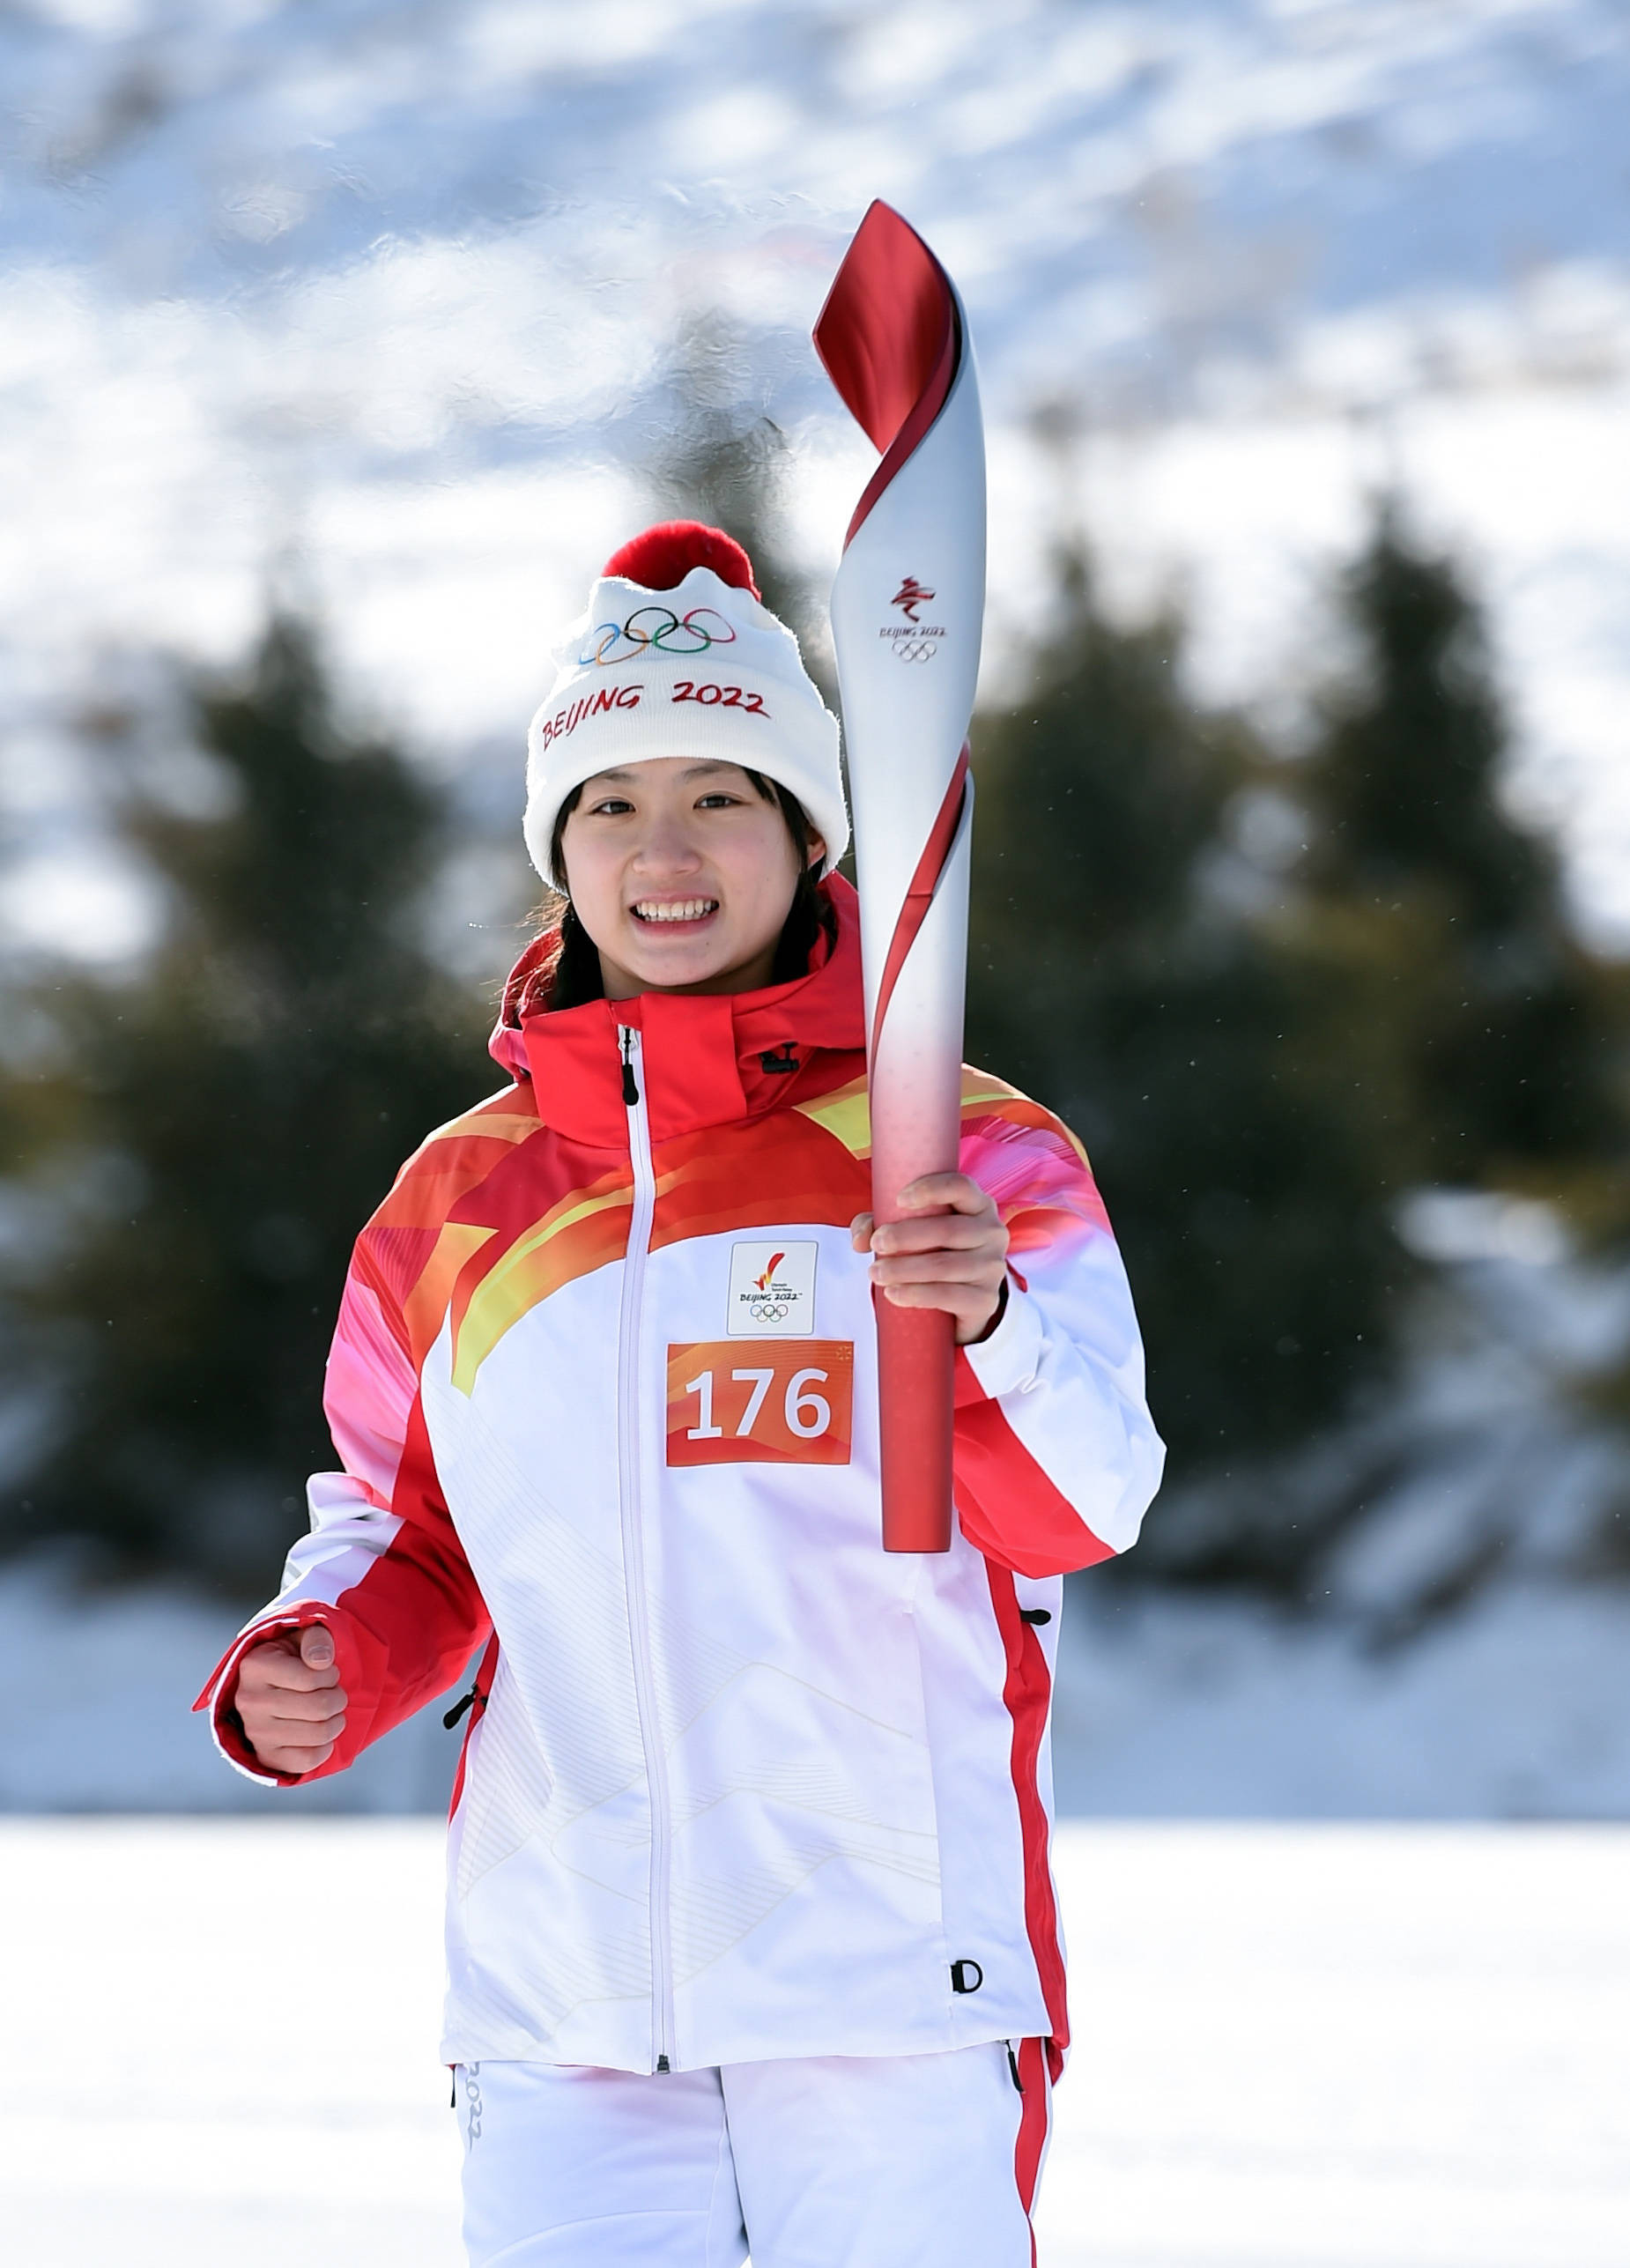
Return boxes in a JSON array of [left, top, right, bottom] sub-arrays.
[[633, 899, 718, 923]]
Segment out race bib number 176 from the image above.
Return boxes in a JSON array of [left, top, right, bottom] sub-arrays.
[[665, 1340, 854, 1466]]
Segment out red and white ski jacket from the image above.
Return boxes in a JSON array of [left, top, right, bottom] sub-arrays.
[[197, 877, 1162, 2078]]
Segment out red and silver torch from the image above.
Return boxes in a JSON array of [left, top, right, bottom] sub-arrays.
[[814, 201, 986, 1553]]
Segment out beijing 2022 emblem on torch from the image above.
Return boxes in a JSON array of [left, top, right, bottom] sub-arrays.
[[814, 200, 987, 1553]]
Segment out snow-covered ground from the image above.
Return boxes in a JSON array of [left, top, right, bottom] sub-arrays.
[[1, 1819, 1623, 2265], [1055, 1578, 1630, 1822], [3, 0, 1629, 949], [0, 1553, 471, 1814]]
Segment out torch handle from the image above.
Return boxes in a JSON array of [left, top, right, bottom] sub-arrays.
[[875, 1299, 955, 1553]]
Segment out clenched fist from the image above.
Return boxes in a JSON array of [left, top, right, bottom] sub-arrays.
[[233, 1623, 348, 1775]]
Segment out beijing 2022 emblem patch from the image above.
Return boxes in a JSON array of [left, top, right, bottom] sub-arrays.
[[727, 1241, 817, 1336]]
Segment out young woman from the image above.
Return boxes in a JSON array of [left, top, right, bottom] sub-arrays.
[[198, 523, 1163, 2266]]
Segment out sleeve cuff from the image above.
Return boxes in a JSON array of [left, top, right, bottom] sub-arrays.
[[956, 1273, 1046, 1405]]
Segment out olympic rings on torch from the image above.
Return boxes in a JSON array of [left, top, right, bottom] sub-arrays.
[[890, 639, 939, 663], [581, 606, 739, 666]]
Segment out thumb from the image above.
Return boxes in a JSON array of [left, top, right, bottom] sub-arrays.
[[300, 1623, 336, 1671]]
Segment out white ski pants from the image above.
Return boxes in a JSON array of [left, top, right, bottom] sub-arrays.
[[455, 2038, 1054, 2267]]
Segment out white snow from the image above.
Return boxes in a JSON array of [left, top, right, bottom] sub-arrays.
[[1052, 1581, 1630, 1822], [1037, 1824, 1630, 2268], [0, 1819, 1623, 2265]]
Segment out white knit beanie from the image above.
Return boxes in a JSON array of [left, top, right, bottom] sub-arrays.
[[523, 523, 848, 891]]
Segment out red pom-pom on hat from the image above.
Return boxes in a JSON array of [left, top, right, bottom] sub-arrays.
[[602, 521, 761, 602]]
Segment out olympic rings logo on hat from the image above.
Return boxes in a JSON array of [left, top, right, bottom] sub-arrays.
[[891, 639, 939, 663], [581, 606, 739, 667]]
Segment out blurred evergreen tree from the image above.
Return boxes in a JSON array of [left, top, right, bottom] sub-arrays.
[[967, 513, 1629, 1593], [1296, 508, 1626, 1185], [966, 557, 1409, 1563], [2, 619, 485, 1590]]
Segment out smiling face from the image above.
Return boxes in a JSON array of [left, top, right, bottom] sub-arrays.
[[559, 758, 826, 999]]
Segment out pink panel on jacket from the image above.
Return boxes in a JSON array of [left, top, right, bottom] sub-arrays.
[[958, 1117, 1113, 1249], [323, 1273, 419, 1510]]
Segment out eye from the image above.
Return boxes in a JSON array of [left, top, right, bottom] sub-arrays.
[[696, 791, 746, 810], [586, 796, 635, 816]]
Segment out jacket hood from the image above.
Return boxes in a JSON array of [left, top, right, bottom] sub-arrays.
[[489, 873, 866, 1149]]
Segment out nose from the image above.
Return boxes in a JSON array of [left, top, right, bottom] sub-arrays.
[[631, 812, 704, 876]]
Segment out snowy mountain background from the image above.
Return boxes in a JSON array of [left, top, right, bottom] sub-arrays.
[[3, 0, 1628, 1812], [4, 0, 1629, 946]]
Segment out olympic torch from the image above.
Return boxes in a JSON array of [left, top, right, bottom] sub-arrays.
[[814, 201, 986, 1553]]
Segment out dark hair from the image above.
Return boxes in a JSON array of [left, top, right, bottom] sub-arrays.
[[540, 768, 832, 1011]]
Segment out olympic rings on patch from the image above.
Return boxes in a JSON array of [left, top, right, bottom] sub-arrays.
[[891, 639, 938, 663], [750, 1301, 790, 1323], [581, 606, 738, 666]]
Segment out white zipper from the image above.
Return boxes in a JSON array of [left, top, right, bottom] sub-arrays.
[[616, 1025, 676, 2072]]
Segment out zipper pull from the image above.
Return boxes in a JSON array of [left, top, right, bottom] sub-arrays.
[[443, 1684, 481, 1731], [620, 1028, 640, 1108]]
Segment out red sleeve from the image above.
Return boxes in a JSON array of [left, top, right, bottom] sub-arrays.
[[951, 1104, 1165, 1577], [194, 1241, 489, 1786]]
